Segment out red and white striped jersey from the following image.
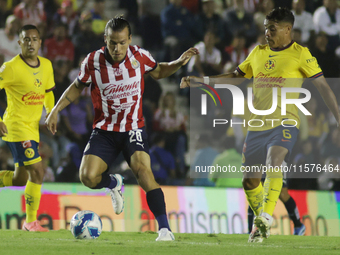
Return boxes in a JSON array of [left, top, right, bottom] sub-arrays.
[[78, 46, 157, 132]]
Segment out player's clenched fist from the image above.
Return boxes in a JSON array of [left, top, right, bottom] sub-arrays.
[[180, 76, 190, 89], [0, 122, 8, 137], [180, 76, 203, 89]]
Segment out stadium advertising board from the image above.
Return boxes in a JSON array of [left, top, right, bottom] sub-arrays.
[[0, 184, 339, 236]]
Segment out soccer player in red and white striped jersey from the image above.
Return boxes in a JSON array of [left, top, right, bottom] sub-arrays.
[[46, 16, 198, 241]]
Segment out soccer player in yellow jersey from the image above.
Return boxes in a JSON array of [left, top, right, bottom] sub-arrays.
[[0, 25, 55, 232], [181, 7, 340, 242]]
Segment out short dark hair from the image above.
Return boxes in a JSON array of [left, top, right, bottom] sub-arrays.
[[18, 24, 40, 36], [266, 7, 294, 26], [105, 15, 131, 36]]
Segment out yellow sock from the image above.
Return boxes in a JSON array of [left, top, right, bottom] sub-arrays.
[[244, 182, 263, 216], [25, 180, 42, 223], [263, 174, 283, 216], [0, 171, 14, 187]]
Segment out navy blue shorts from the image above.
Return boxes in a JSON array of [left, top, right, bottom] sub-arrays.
[[83, 127, 149, 166], [242, 125, 299, 167], [6, 140, 41, 167]]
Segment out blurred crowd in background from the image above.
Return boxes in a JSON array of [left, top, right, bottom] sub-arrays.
[[0, 0, 340, 191]]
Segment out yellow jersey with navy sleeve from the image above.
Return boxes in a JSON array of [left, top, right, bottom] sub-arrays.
[[236, 41, 322, 131], [0, 54, 55, 142]]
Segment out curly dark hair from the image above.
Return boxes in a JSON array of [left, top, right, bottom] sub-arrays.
[[266, 7, 294, 25]]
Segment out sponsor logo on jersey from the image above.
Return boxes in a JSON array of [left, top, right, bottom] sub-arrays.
[[24, 148, 35, 159], [254, 72, 286, 88], [22, 91, 45, 105], [103, 82, 139, 96], [22, 140, 32, 148], [111, 102, 136, 112], [264, 59, 276, 71]]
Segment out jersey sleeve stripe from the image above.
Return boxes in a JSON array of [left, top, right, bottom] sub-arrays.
[[45, 86, 55, 93], [77, 77, 90, 87], [78, 52, 94, 84], [309, 72, 323, 79], [236, 66, 245, 76], [145, 62, 157, 73], [139, 48, 157, 68]]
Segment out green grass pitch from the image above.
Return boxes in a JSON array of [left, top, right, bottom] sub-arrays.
[[1, 230, 340, 255]]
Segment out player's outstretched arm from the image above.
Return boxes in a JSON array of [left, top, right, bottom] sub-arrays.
[[313, 76, 340, 126], [45, 79, 86, 135], [180, 70, 246, 89], [149, 47, 199, 80]]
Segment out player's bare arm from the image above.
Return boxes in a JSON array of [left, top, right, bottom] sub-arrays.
[[45, 79, 87, 135], [180, 69, 246, 89], [0, 121, 8, 137], [312, 76, 340, 126], [0, 89, 8, 137], [149, 47, 199, 80]]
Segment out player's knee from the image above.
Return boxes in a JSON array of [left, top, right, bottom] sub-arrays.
[[266, 170, 283, 179], [242, 178, 260, 190], [26, 164, 44, 183], [12, 175, 28, 186], [79, 171, 98, 188]]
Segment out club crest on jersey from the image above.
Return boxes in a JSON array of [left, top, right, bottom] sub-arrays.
[[131, 59, 140, 69], [264, 59, 276, 71], [34, 79, 42, 88], [113, 68, 122, 76]]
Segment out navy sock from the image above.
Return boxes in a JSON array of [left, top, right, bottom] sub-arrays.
[[93, 173, 117, 189], [146, 188, 170, 231], [248, 205, 254, 233], [284, 196, 302, 227]]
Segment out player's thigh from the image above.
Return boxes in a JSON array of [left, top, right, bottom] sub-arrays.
[[266, 145, 288, 166], [81, 129, 121, 178], [79, 154, 108, 179]]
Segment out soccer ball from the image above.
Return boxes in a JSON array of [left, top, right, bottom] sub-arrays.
[[70, 210, 102, 239]]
